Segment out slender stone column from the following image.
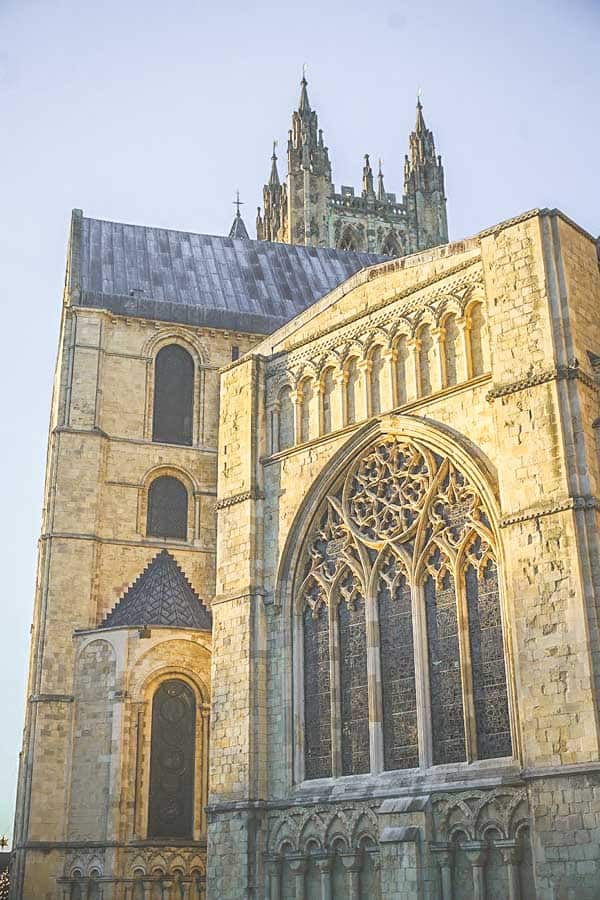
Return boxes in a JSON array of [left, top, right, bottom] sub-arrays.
[[382, 347, 397, 411], [315, 855, 332, 900], [340, 852, 361, 900], [358, 359, 372, 420], [266, 857, 282, 900], [288, 856, 306, 900], [333, 370, 347, 431], [430, 846, 453, 900], [464, 844, 487, 900], [408, 337, 420, 399], [498, 841, 521, 900]]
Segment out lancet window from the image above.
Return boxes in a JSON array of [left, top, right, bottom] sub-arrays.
[[295, 435, 512, 780]]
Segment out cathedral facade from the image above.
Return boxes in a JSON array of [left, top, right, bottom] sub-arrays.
[[10, 81, 600, 900]]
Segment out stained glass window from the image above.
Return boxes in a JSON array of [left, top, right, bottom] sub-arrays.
[[303, 603, 332, 779], [467, 559, 512, 759], [378, 554, 418, 769], [338, 580, 369, 775]]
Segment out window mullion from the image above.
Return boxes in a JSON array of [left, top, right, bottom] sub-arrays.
[[412, 581, 432, 769], [366, 587, 383, 774], [455, 562, 478, 762], [329, 599, 342, 777]]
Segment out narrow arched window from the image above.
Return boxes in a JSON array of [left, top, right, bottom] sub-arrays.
[[321, 368, 335, 434], [147, 476, 188, 540], [345, 357, 359, 425], [303, 595, 332, 779], [395, 336, 410, 405], [88, 870, 101, 900], [339, 227, 359, 251], [152, 345, 194, 445], [465, 542, 512, 758], [70, 871, 83, 900], [443, 314, 463, 387], [425, 548, 466, 765], [469, 302, 488, 377], [369, 346, 384, 416], [148, 679, 195, 839], [299, 378, 314, 443], [337, 571, 369, 775], [278, 386, 294, 451], [418, 325, 434, 396]]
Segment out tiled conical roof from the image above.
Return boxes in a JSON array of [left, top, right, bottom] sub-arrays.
[[101, 550, 212, 631]]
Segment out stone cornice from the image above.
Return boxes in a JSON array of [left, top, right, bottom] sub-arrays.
[[486, 362, 598, 401], [499, 494, 600, 528], [270, 258, 482, 365]]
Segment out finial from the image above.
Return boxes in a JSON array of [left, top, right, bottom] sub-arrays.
[[378, 157, 384, 175], [302, 62, 308, 83], [233, 190, 244, 217], [417, 87, 423, 107], [272, 139, 278, 160]]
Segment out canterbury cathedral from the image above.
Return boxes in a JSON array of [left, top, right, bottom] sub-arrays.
[[10, 77, 600, 900]]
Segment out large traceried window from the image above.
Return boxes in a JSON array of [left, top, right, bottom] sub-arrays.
[[153, 344, 194, 445], [295, 435, 512, 780]]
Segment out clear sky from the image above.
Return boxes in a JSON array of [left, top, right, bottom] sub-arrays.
[[0, 0, 598, 841]]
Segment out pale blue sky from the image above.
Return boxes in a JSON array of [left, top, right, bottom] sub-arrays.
[[0, 0, 598, 840]]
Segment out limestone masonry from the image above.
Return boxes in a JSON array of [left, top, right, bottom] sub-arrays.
[[9, 78, 600, 900]]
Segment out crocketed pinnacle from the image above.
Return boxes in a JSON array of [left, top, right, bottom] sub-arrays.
[[298, 75, 311, 116], [362, 153, 375, 198], [269, 142, 280, 187], [415, 96, 426, 134], [377, 158, 386, 202]]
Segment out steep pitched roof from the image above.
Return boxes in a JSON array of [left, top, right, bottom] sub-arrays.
[[101, 550, 212, 631], [229, 210, 250, 240], [70, 211, 385, 334]]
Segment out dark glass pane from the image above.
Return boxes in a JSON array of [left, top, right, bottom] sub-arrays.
[[153, 345, 194, 445], [378, 559, 418, 770], [338, 586, 370, 775], [148, 679, 195, 839], [466, 560, 512, 758], [425, 570, 466, 764], [147, 476, 188, 540], [304, 604, 332, 779]]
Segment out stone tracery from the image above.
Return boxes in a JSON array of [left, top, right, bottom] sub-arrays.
[[296, 434, 512, 778]]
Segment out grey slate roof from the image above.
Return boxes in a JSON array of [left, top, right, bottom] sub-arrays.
[[101, 550, 212, 631], [74, 212, 385, 334]]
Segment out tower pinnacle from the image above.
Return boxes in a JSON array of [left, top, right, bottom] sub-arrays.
[[299, 65, 311, 116], [228, 191, 249, 240]]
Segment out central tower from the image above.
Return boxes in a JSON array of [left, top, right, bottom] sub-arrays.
[[256, 76, 449, 254]]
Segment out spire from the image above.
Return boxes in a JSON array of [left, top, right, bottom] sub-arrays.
[[377, 158, 386, 202], [269, 141, 280, 187], [362, 153, 375, 198], [229, 191, 250, 240], [298, 63, 311, 115], [415, 89, 426, 133]]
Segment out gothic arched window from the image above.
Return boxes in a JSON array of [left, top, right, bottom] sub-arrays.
[[339, 226, 360, 251], [395, 335, 410, 405], [321, 368, 335, 435], [278, 386, 295, 451], [296, 435, 512, 780], [345, 357, 360, 425], [381, 232, 401, 257], [147, 475, 188, 540], [443, 314, 463, 387], [299, 377, 314, 443], [468, 302, 489, 377], [148, 679, 196, 839], [152, 344, 194, 446], [417, 324, 434, 396], [369, 346, 384, 416]]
